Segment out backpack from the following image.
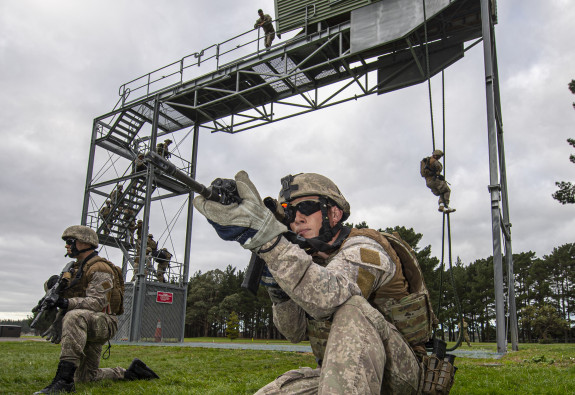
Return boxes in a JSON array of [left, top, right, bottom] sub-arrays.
[[89, 257, 125, 315], [107, 261, 125, 315], [420, 157, 433, 178]]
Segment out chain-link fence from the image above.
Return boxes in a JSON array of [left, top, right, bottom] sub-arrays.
[[113, 281, 187, 342]]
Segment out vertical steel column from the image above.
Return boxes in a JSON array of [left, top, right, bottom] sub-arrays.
[[492, 36, 519, 351], [481, 0, 506, 354], [129, 97, 160, 342], [179, 123, 200, 341], [81, 121, 100, 225]]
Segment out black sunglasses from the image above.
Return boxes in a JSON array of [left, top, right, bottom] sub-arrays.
[[283, 200, 322, 223], [65, 238, 77, 246]]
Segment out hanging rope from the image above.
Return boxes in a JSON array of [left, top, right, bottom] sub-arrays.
[[421, 1, 464, 350], [433, 212, 464, 351], [422, 0, 436, 151]]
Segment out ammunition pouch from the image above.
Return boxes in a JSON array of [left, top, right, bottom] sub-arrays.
[[422, 338, 457, 394], [376, 291, 433, 345], [422, 354, 456, 394]]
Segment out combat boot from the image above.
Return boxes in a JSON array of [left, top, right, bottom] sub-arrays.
[[444, 206, 456, 214], [438, 204, 445, 212], [124, 358, 159, 381], [34, 360, 76, 394]]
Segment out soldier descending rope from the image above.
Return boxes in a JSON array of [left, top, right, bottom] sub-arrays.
[[421, 149, 456, 213]]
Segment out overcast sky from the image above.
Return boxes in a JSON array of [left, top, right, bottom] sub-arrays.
[[1, 0, 574, 319]]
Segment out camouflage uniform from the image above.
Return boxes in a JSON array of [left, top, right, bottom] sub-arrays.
[[254, 12, 275, 48], [109, 185, 123, 206], [156, 139, 172, 159], [122, 209, 136, 243], [154, 248, 172, 283], [462, 319, 471, 347], [135, 220, 143, 240], [99, 202, 112, 235], [36, 225, 158, 394], [131, 248, 153, 281], [256, 229, 422, 394], [134, 154, 146, 173], [59, 253, 125, 382], [423, 156, 451, 207], [147, 234, 158, 253], [127, 218, 137, 244]]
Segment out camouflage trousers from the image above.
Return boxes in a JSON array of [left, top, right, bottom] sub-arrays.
[[156, 262, 169, 282], [426, 177, 451, 206], [264, 31, 275, 47], [255, 296, 422, 394], [60, 309, 125, 382]]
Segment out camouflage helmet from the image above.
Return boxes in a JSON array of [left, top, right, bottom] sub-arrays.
[[164, 139, 172, 144], [62, 225, 99, 248], [148, 233, 154, 238], [278, 173, 350, 221], [432, 149, 444, 157]]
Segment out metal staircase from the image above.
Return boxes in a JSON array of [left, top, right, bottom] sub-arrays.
[[96, 175, 150, 246]]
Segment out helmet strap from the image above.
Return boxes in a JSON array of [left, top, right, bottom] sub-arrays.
[[284, 198, 351, 256], [65, 240, 96, 258]]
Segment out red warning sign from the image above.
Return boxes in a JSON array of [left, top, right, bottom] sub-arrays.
[[156, 291, 173, 304]]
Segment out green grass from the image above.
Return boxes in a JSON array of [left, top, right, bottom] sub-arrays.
[[2, 339, 574, 394], [183, 336, 308, 345]]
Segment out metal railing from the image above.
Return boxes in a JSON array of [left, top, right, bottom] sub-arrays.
[[116, 5, 316, 109]]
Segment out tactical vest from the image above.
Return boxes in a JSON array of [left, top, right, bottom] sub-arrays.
[[62, 255, 125, 315], [307, 228, 436, 363]]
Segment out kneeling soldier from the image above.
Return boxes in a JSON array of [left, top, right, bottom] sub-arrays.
[[34, 225, 159, 394]]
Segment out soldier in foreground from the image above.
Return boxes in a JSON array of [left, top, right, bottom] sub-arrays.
[[193, 172, 432, 394], [420, 149, 456, 213], [34, 225, 158, 394]]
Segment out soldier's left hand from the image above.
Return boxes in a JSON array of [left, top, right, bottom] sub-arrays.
[[193, 171, 287, 250], [42, 310, 65, 344]]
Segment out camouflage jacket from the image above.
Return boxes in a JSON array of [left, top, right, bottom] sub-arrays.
[[254, 14, 274, 33], [61, 254, 116, 314], [426, 156, 443, 179], [260, 229, 398, 341], [99, 206, 111, 219]]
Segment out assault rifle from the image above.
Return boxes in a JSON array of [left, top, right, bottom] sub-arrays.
[[144, 152, 265, 295], [30, 261, 75, 329]]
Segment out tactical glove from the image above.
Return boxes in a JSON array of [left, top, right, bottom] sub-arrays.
[[193, 171, 287, 251], [42, 309, 65, 344], [46, 296, 69, 310], [260, 266, 290, 304]]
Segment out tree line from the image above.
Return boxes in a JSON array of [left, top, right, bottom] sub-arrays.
[[185, 224, 574, 343]]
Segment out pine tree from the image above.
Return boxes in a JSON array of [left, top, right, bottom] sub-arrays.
[[226, 311, 240, 340], [552, 80, 575, 204]]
